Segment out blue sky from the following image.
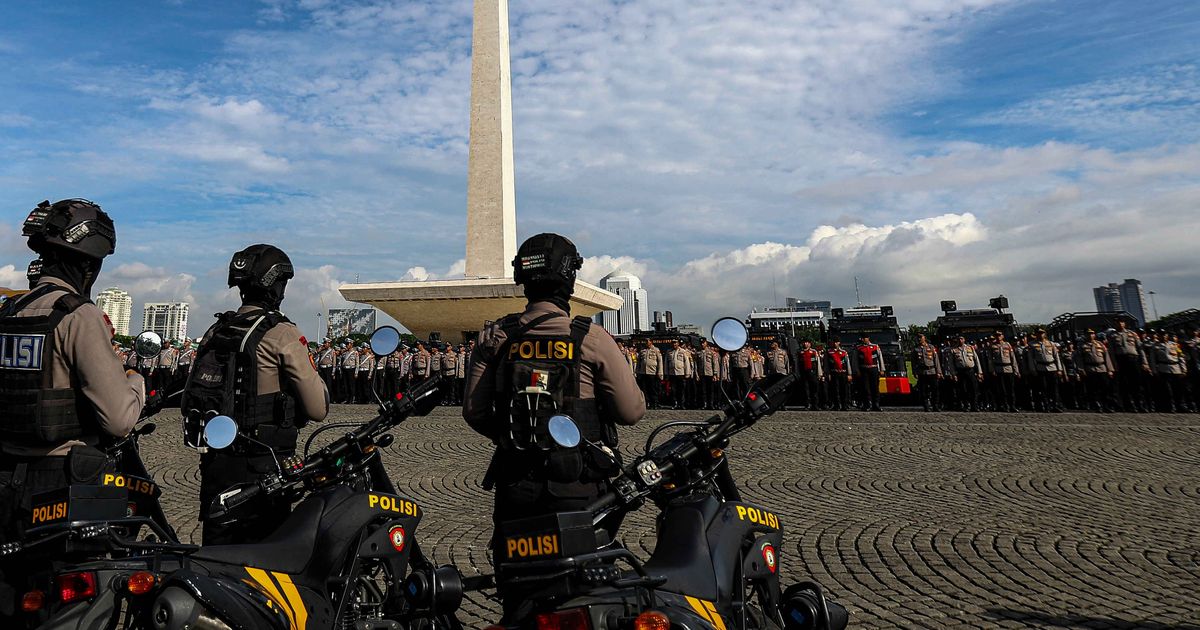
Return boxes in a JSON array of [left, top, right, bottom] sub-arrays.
[[2, 0, 1198, 337]]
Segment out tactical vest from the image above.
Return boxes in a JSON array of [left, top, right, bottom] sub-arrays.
[[181, 310, 299, 452], [857, 345, 878, 369], [0, 284, 96, 448]]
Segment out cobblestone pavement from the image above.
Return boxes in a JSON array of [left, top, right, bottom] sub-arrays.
[[138, 406, 1200, 629]]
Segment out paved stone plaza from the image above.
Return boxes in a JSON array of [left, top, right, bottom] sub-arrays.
[[138, 406, 1199, 629]]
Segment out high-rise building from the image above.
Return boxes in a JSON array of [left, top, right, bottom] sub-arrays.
[[96, 287, 132, 337], [597, 270, 650, 336], [786, 298, 832, 320], [1094, 279, 1148, 327], [1117, 279, 1148, 327], [142, 302, 189, 341], [327, 308, 377, 337]]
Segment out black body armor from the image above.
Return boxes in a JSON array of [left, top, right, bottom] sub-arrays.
[[0, 284, 95, 449], [182, 309, 299, 452]]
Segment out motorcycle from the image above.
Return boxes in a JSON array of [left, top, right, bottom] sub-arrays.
[[483, 317, 850, 630], [4, 331, 192, 629], [148, 325, 466, 630]]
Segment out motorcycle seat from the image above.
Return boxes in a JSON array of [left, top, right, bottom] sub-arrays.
[[642, 505, 719, 601], [192, 491, 331, 574]]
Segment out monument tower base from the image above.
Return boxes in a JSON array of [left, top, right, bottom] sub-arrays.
[[339, 278, 621, 343]]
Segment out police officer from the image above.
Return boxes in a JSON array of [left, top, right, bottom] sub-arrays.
[[636, 342, 663, 409], [338, 341, 359, 403], [1028, 330, 1065, 412], [187, 245, 328, 545], [698, 340, 720, 410], [765, 341, 790, 377], [667, 340, 688, 409], [356, 342, 375, 403], [1, 200, 145, 615], [1108, 321, 1150, 412], [1076, 330, 1114, 412], [988, 331, 1021, 412], [316, 339, 336, 393], [462, 234, 645, 617], [947, 336, 984, 411], [824, 340, 853, 411], [177, 339, 196, 384], [1186, 329, 1200, 413], [1146, 331, 1188, 412], [155, 339, 178, 392], [854, 335, 885, 412], [795, 340, 823, 410], [413, 342, 431, 384], [732, 344, 752, 398], [911, 334, 943, 412]]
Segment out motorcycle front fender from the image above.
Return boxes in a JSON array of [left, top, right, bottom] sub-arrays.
[[154, 571, 289, 630]]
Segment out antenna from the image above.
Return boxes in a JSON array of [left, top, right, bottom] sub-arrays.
[[772, 272, 779, 308], [854, 276, 862, 307]]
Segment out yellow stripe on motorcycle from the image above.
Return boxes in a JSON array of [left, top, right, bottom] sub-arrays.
[[273, 572, 308, 630], [685, 596, 711, 622], [702, 600, 728, 630], [685, 596, 727, 630], [245, 567, 297, 630]]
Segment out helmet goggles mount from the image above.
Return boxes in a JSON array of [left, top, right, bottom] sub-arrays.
[[22, 199, 116, 260]]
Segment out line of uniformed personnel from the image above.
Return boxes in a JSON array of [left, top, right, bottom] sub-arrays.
[[312, 338, 473, 405], [909, 323, 1197, 413]]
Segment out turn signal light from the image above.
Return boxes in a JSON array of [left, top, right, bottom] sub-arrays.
[[126, 571, 157, 595], [710, 448, 724, 458], [21, 590, 45, 613], [536, 608, 591, 630], [56, 571, 98, 604], [634, 611, 671, 630]]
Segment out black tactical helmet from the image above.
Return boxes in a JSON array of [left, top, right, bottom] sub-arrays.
[[512, 233, 583, 286], [22, 199, 116, 260], [228, 244, 294, 288]]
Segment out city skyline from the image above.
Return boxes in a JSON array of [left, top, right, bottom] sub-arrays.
[[598, 269, 650, 336], [142, 302, 190, 341]]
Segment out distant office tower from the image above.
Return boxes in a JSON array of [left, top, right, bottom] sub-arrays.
[[96, 287, 132, 336], [1094, 279, 1148, 327], [142, 302, 189, 341], [598, 270, 650, 336], [327, 308, 377, 337], [786, 298, 832, 320]]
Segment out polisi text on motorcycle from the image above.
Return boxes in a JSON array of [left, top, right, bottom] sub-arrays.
[[103, 473, 157, 496], [368, 493, 420, 517], [506, 533, 560, 559], [736, 505, 780, 529]]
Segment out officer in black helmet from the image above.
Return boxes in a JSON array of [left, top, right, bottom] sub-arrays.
[[462, 234, 646, 612], [1, 199, 145, 618], [184, 244, 329, 545]]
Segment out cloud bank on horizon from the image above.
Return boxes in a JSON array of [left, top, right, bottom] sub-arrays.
[[0, 0, 1197, 337]]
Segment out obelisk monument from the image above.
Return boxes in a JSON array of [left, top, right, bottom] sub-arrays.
[[338, 0, 622, 342]]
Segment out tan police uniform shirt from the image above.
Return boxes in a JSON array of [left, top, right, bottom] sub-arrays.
[[3, 277, 145, 457]]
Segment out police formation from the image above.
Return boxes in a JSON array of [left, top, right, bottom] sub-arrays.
[[0, 201, 848, 630], [622, 327, 1198, 415]]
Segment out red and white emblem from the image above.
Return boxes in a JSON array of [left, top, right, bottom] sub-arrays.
[[389, 526, 406, 552], [762, 544, 777, 573]]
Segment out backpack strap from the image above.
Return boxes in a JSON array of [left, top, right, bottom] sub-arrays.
[[567, 316, 592, 398]]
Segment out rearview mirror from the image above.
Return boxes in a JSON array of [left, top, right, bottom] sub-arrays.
[[134, 331, 163, 358], [370, 326, 402, 356], [711, 317, 748, 352], [204, 416, 238, 450], [548, 415, 581, 449]]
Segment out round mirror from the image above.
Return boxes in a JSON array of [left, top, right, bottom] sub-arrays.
[[711, 317, 749, 352], [547, 415, 581, 449], [133, 331, 163, 358], [204, 416, 238, 450], [369, 326, 402, 356]]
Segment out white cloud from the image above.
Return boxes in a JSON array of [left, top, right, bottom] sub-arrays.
[[580, 255, 648, 285], [0, 264, 25, 289]]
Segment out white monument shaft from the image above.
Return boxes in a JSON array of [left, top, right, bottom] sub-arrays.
[[338, 0, 622, 342], [465, 0, 517, 278]]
